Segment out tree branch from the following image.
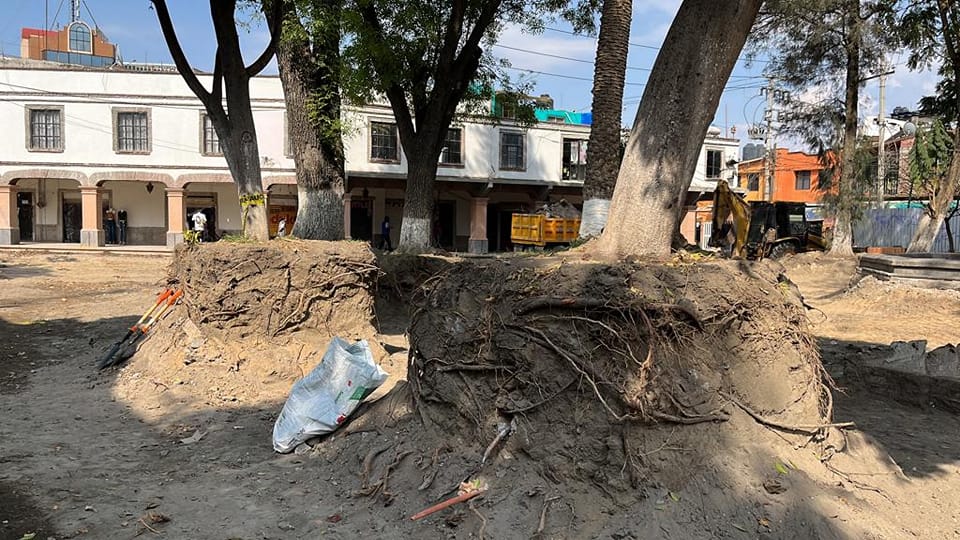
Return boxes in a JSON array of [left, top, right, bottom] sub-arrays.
[[247, 0, 283, 77], [212, 46, 223, 103], [357, 2, 415, 141], [151, 0, 215, 109]]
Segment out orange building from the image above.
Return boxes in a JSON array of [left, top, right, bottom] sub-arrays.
[[21, 21, 117, 68], [736, 149, 830, 203]]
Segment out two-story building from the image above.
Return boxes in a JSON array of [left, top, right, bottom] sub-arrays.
[[0, 21, 740, 253], [736, 148, 829, 204]]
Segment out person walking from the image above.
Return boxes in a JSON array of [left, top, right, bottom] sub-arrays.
[[277, 217, 287, 238], [379, 216, 393, 251]]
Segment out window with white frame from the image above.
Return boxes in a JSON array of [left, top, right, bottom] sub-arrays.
[[201, 114, 223, 156], [113, 109, 151, 153], [795, 170, 812, 190], [439, 128, 463, 166], [69, 23, 92, 53], [706, 149, 723, 178], [500, 132, 525, 170], [26, 106, 64, 152], [562, 139, 587, 180], [747, 173, 760, 191], [370, 121, 399, 162]]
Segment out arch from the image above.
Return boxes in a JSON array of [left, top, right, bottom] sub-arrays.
[[176, 173, 234, 189], [68, 22, 92, 53], [89, 171, 176, 187], [1, 169, 87, 186], [264, 175, 297, 189]]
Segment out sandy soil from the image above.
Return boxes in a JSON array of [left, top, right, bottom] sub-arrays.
[[1, 249, 958, 539]]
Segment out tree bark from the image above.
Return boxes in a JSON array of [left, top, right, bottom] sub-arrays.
[[398, 151, 442, 251], [828, 0, 861, 258], [152, 0, 279, 242], [907, 131, 960, 252], [271, 0, 345, 240], [908, 0, 960, 253], [356, 0, 501, 252], [579, 0, 632, 238], [592, 0, 763, 258]]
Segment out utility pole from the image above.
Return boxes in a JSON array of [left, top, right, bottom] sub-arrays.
[[876, 69, 888, 205], [763, 78, 775, 202]]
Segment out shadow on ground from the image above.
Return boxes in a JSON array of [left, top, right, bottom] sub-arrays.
[[820, 336, 960, 480]]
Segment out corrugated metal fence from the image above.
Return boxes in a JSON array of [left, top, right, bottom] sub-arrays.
[[854, 208, 960, 252]]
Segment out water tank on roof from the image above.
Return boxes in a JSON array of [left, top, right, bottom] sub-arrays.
[[707, 126, 722, 137]]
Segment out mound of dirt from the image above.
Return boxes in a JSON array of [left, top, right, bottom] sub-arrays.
[[113, 240, 383, 415], [301, 255, 853, 539], [112, 246, 858, 538], [407, 255, 831, 478]]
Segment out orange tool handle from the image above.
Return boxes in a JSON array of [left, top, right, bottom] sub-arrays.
[[130, 288, 173, 331]]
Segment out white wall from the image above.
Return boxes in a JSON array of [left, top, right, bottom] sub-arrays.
[[690, 135, 741, 190], [342, 105, 592, 186], [0, 62, 294, 178], [100, 181, 166, 227]]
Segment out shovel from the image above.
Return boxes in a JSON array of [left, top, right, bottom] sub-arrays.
[[98, 288, 180, 369]]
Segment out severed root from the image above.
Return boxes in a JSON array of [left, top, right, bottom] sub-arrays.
[[482, 417, 517, 464], [469, 498, 488, 540], [355, 447, 412, 504], [534, 495, 561, 537], [650, 410, 728, 425], [411, 480, 488, 521], [720, 391, 855, 434]]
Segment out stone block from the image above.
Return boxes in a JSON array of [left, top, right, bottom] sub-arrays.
[[926, 344, 960, 381]]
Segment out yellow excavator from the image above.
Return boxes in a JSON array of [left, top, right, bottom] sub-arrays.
[[709, 179, 826, 259]]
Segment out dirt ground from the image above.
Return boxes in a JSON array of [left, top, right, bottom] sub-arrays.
[[1, 249, 959, 539]]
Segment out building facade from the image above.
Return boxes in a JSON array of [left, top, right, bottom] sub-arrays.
[[736, 148, 828, 204], [0, 58, 594, 251], [0, 55, 740, 252]]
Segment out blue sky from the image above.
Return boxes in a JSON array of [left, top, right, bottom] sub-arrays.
[[0, 0, 940, 153]]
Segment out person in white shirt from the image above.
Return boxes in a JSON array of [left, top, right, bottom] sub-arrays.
[[191, 210, 208, 242]]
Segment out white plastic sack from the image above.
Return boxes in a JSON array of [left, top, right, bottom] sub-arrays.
[[272, 338, 388, 453]]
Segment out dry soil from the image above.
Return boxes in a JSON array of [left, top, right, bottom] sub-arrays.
[[0, 249, 958, 539]]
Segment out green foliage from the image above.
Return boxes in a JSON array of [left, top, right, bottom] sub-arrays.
[[340, 0, 576, 131], [900, 1, 960, 122], [750, 0, 897, 145], [908, 118, 954, 197], [816, 137, 876, 222]]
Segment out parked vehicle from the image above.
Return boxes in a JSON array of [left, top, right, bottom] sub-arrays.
[[710, 180, 826, 259], [510, 213, 581, 249]]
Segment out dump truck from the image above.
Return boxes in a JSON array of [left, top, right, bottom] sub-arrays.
[[709, 179, 826, 259], [510, 213, 581, 249]]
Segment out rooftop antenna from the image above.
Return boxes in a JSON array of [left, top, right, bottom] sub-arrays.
[[71, 0, 81, 23]]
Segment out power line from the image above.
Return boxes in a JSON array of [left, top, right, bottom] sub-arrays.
[[543, 26, 772, 66], [503, 65, 647, 86], [494, 43, 651, 72], [494, 43, 765, 81]]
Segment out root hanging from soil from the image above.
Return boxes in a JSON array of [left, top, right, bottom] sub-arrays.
[[406, 255, 835, 495]]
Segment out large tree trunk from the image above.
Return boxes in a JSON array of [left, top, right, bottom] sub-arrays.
[[907, 134, 960, 252], [579, 0, 632, 238], [398, 154, 438, 251], [153, 0, 280, 243], [273, 1, 345, 240], [221, 122, 269, 241], [593, 0, 763, 258], [828, 0, 862, 257]]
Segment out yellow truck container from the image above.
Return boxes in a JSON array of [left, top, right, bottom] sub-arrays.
[[511, 214, 581, 248]]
